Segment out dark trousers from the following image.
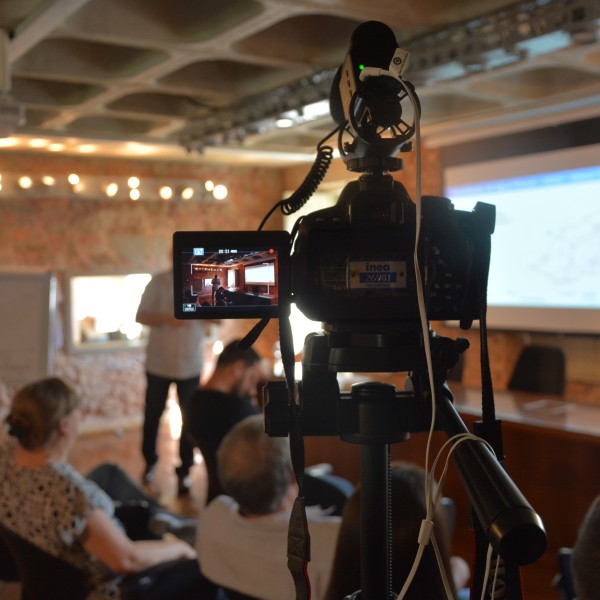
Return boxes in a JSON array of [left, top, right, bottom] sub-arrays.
[[87, 463, 163, 540], [87, 463, 162, 511], [142, 372, 199, 476]]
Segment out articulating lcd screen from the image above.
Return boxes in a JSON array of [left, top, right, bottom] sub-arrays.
[[173, 230, 291, 319]]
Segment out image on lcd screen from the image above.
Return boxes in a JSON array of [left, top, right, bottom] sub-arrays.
[[173, 231, 290, 319]]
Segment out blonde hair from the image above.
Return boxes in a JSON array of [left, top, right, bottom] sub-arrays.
[[6, 377, 80, 451]]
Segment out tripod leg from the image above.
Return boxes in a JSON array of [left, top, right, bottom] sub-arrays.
[[360, 443, 391, 600]]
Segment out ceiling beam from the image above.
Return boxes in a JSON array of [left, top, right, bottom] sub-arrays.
[[8, 0, 92, 62]]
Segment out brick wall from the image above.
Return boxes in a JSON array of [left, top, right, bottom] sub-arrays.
[[0, 152, 285, 424], [1, 146, 598, 425]]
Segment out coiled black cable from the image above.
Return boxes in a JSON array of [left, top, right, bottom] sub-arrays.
[[257, 124, 341, 231]]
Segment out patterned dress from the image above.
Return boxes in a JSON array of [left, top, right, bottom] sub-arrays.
[[0, 441, 123, 599]]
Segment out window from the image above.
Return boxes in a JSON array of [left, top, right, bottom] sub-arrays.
[[66, 273, 151, 352]]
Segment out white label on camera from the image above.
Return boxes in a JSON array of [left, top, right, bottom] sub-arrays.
[[348, 261, 407, 289]]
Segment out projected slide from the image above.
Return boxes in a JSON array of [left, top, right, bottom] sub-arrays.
[[447, 166, 600, 310]]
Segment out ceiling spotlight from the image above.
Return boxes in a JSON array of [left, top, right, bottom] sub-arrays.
[[275, 118, 294, 128], [128, 176, 140, 189], [29, 138, 48, 148], [68, 173, 80, 185], [204, 180, 215, 192], [181, 186, 194, 201], [48, 143, 64, 152], [130, 188, 141, 201], [42, 176, 55, 186]]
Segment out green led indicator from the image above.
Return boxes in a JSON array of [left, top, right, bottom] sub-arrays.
[[359, 64, 365, 70]]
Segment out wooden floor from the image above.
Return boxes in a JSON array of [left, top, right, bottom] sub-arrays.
[[0, 401, 206, 599]]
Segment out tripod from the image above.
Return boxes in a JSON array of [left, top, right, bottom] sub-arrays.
[[341, 381, 412, 600], [265, 330, 547, 600], [337, 334, 464, 599]]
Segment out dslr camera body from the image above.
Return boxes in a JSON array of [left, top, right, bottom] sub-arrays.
[[173, 20, 495, 421]]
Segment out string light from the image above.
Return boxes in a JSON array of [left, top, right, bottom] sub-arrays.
[[0, 172, 228, 202], [18, 176, 33, 189], [159, 185, 173, 200], [105, 182, 119, 197], [181, 186, 194, 200], [213, 184, 228, 200]]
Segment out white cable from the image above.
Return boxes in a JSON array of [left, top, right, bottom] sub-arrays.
[[395, 74, 446, 600], [480, 544, 495, 600], [361, 60, 450, 600], [490, 552, 501, 598], [395, 521, 428, 599], [432, 533, 456, 599], [423, 433, 498, 600], [428, 433, 496, 514]]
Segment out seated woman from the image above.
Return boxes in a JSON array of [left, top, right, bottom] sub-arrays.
[[325, 461, 470, 600], [0, 376, 207, 599]]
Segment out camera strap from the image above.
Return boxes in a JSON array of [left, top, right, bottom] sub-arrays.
[[279, 313, 312, 600], [470, 226, 524, 600]]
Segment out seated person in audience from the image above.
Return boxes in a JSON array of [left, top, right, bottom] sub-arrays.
[[571, 494, 600, 600], [196, 414, 341, 600], [325, 461, 470, 600], [0, 376, 208, 599], [187, 340, 263, 502], [187, 340, 352, 513]]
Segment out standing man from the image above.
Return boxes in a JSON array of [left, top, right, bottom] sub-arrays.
[[210, 273, 221, 305], [136, 268, 214, 495]]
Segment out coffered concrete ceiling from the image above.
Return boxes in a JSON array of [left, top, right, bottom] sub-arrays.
[[1, 0, 599, 164]]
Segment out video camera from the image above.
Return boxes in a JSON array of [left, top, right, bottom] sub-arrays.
[[173, 22, 546, 594], [174, 20, 495, 374], [172, 16, 498, 442]]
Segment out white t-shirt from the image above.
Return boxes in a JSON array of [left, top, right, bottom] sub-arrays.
[[197, 495, 341, 600], [138, 270, 205, 379]]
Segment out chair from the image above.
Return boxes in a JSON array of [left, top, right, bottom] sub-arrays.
[[0, 531, 20, 583], [0, 523, 91, 600], [508, 344, 566, 395], [0, 522, 213, 600], [303, 466, 354, 516], [440, 496, 457, 539], [552, 547, 577, 600]]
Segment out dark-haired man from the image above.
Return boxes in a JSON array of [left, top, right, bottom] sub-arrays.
[[187, 340, 263, 502]]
